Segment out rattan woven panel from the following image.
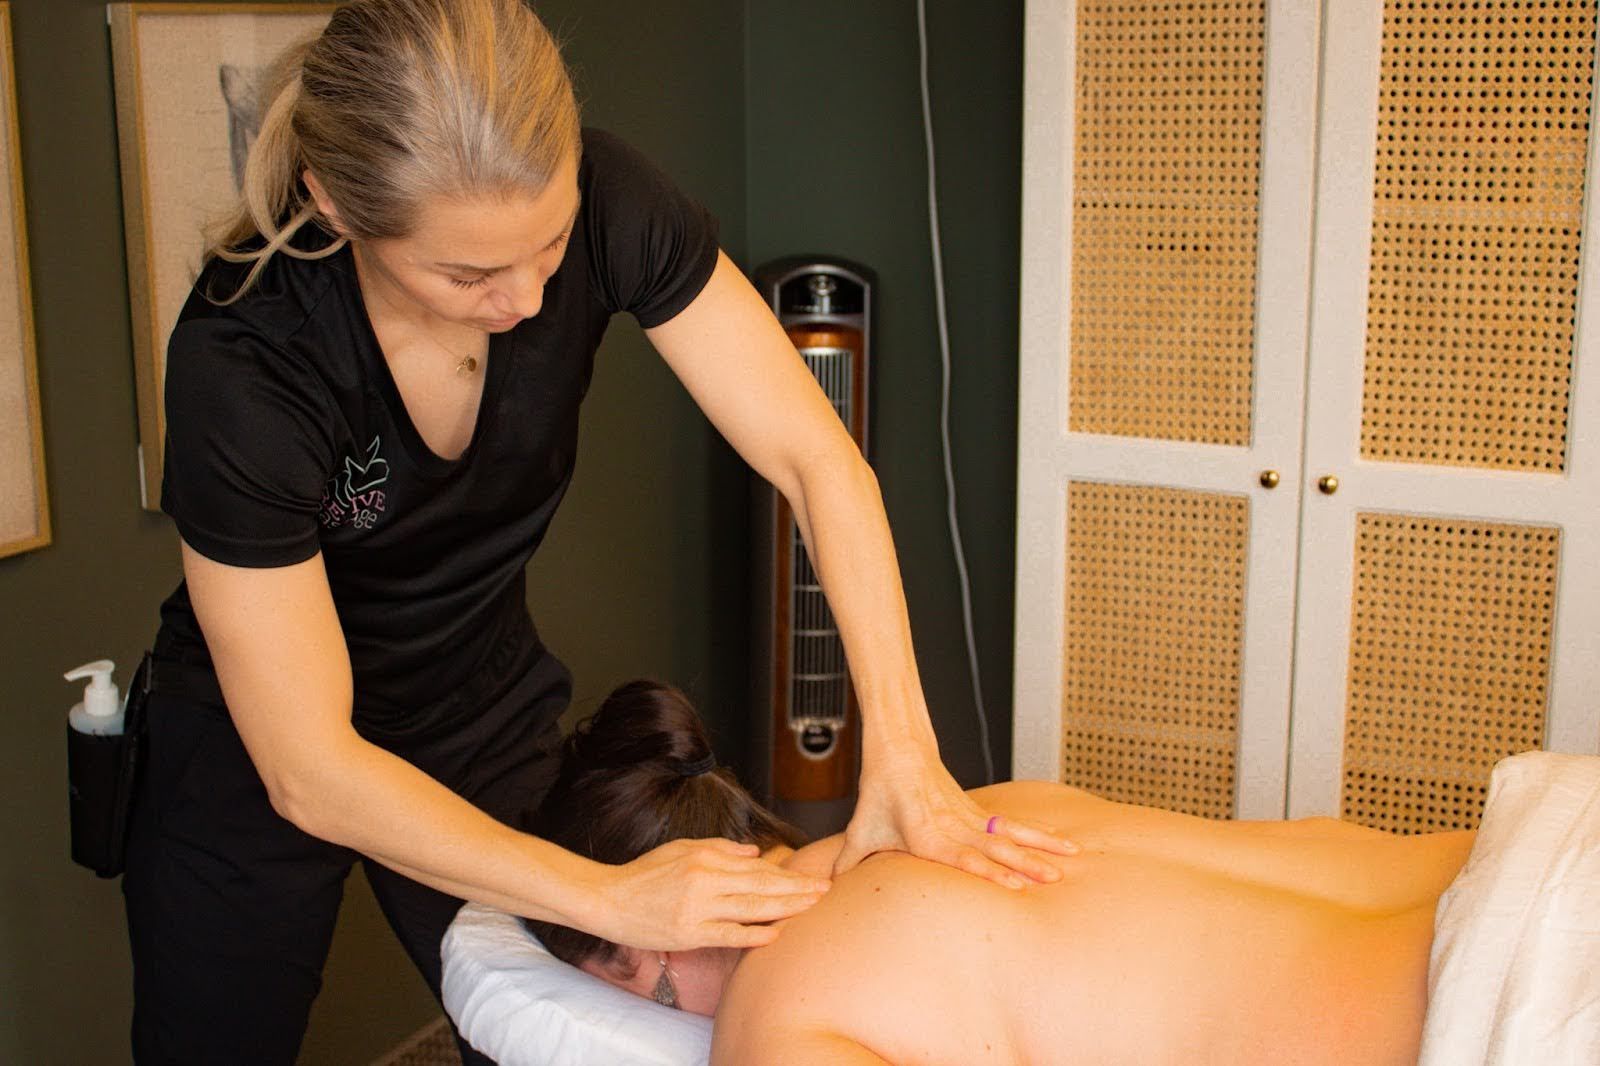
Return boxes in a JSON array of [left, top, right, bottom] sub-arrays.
[[1361, 0, 1595, 472], [1062, 481, 1246, 818], [1343, 514, 1558, 833], [1068, 0, 1264, 446]]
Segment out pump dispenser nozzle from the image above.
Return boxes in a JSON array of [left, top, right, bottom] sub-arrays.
[[65, 660, 122, 735]]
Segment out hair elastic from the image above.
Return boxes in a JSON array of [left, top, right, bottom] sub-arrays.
[[985, 815, 1001, 835], [675, 754, 717, 778]]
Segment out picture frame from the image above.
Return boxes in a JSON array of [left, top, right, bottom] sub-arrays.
[[109, 3, 336, 508], [0, 1, 50, 559]]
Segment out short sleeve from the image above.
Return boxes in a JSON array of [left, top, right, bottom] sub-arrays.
[[580, 129, 721, 329], [160, 317, 337, 568]]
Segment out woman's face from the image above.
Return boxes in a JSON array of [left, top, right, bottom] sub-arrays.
[[582, 947, 742, 1018], [322, 152, 582, 333]]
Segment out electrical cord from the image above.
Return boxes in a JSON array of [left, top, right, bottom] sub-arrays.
[[916, 0, 996, 785]]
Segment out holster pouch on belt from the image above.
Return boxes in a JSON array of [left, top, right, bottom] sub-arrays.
[[67, 652, 151, 878]]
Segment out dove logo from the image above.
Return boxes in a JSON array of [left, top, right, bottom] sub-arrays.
[[319, 437, 391, 531]]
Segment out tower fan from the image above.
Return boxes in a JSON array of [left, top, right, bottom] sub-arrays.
[[750, 257, 874, 839]]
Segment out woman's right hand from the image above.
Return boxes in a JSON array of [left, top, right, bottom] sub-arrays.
[[593, 838, 831, 951]]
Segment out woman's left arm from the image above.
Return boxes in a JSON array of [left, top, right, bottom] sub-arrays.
[[645, 251, 1074, 887]]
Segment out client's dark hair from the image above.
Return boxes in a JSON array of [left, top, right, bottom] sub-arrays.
[[523, 679, 807, 974]]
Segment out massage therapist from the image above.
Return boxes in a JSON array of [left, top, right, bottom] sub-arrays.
[[125, 1, 1072, 1061]]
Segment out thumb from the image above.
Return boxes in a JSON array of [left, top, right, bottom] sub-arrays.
[[831, 845, 864, 877], [832, 834, 877, 877]]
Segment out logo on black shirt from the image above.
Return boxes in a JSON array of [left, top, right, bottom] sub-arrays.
[[320, 437, 390, 531]]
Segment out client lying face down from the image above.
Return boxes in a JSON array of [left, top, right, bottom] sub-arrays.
[[526, 682, 1478, 1065], [524, 681, 807, 1015]]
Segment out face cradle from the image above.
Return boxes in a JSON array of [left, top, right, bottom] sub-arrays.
[[310, 152, 582, 335]]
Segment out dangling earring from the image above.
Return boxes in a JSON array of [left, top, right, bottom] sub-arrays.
[[652, 954, 680, 1009]]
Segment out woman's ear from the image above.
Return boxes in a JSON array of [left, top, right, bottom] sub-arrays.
[[610, 946, 650, 984], [301, 168, 348, 236], [577, 945, 656, 997]]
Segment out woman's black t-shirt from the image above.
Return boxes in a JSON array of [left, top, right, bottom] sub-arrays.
[[154, 128, 719, 744]]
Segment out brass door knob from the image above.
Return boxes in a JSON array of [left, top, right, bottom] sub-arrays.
[[1259, 470, 1280, 489], [1318, 475, 1340, 495]]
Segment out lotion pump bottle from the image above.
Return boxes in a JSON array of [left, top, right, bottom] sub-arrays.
[[65, 660, 123, 736]]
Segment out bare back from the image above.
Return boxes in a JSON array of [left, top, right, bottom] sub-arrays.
[[712, 781, 1474, 1066]]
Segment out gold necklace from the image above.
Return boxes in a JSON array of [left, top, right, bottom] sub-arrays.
[[421, 329, 481, 377], [352, 249, 481, 376]]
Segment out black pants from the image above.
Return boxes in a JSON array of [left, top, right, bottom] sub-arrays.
[[122, 647, 569, 1065]]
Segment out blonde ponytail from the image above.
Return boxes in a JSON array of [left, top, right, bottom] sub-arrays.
[[204, 37, 342, 304]]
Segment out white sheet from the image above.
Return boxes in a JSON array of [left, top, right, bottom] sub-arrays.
[[441, 903, 712, 1066], [1419, 750, 1600, 1066]]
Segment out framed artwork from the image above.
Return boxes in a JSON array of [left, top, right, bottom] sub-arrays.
[[0, 1, 49, 559], [109, 3, 336, 508]]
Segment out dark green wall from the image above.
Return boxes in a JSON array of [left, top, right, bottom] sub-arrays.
[[746, 1, 1023, 787], [3, 3, 195, 1063], [0, 1, 1021, 1062]]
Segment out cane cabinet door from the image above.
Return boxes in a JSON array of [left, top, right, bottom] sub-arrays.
[[1015, 0, 1322, 819], [1287, 0, 1600, 829], [1015, 0, 1600, 827]]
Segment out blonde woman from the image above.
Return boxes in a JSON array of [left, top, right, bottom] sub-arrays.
[[124, 1, 1071, 1062]]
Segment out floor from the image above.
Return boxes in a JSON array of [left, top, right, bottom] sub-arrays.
[[371, 1016, 463, 1066]]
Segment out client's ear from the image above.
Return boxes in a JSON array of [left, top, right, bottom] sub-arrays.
[[609, 947, 649, 983], [579, 946, 654, 997]]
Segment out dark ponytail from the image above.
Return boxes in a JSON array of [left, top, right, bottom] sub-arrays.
[[523, 680, 806, 972]]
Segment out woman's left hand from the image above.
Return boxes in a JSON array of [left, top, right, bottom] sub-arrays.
[[833, 748, 1079, 888]]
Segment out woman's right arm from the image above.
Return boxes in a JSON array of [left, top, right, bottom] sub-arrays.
[[181, 541, 829, 950]]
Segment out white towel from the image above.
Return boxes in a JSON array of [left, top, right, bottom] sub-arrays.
[[1419, 751, 1600, 1066]]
